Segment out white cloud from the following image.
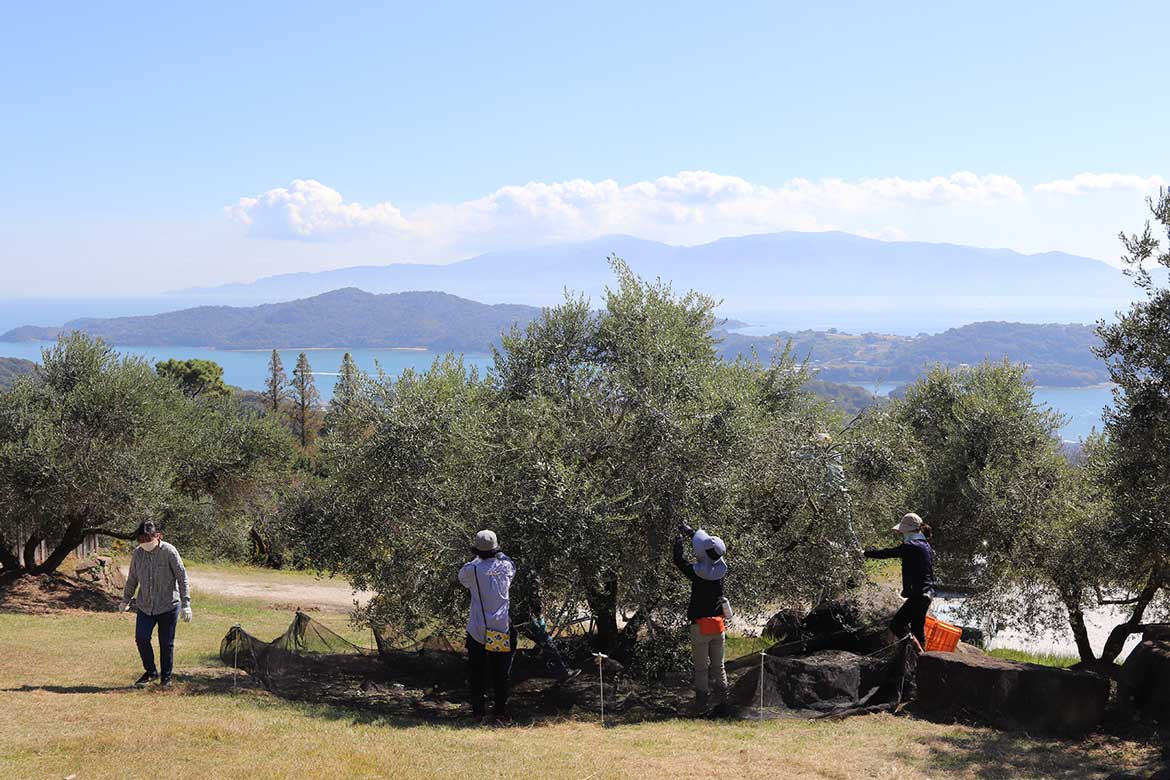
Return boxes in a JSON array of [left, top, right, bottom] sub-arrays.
[[227, 171, 1023, 247], [227, 179, 411, 240], [1035, 172, 1167, 196]]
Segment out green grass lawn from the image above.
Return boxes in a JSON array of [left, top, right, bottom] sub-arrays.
[[987, 648, 1084, 668], [0, 573, 1158, 780]]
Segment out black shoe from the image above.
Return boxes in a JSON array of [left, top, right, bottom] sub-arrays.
[[558, 667, 582, 682], [491, 712, 513, 726], [134, 672, 157, 688], [160, 675, 173, 689]]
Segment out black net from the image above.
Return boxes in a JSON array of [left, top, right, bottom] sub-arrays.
[[218, 611, 918, 724]]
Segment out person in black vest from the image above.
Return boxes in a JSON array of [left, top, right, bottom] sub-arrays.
[[864, 512, 936, 650], [673, 522, 730, 716]]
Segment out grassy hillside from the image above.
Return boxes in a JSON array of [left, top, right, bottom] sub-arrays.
[[0, 573, 1156, 780], [0, 356, 36, 389]]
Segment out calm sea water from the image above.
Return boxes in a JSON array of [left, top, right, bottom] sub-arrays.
[[0, 342, 494, 402], [0, 342, 1111, 441], [864, 381, 1110, 442]]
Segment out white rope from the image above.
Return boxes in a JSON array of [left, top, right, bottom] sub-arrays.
[[758, 651, 765, 720], [232, 623, 241, 693], [592, 653, 608, 727]]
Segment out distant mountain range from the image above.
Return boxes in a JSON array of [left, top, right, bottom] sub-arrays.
[[1, 289, 543, 352], [1, 287, 1110, 387], [175, 232, 1136, 329]]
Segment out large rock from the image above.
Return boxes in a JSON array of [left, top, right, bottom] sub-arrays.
[[729, 650, 892, 713], [915, 651, 1108, 735], [1118, 625, 1170, 723], [764, 582, 903, 655]]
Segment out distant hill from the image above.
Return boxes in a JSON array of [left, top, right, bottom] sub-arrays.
[[3, 288, 1110, 386], [716, 321, 1108, 387], [176, 232, 1135, 328], [1, 289, 543, 352], [0, 357, 36, 389]]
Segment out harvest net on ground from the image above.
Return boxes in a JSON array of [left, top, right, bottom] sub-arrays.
[[219, 611, 918, 724]]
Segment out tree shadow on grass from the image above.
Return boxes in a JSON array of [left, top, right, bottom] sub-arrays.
[[917, 725, 1163, 780], [1, 684, 133, 694]]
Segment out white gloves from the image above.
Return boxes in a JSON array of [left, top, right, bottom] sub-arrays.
[[119, 600, 131, 612], [181, 607, 193, 623]]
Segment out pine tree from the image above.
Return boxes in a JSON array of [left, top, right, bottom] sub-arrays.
[[290, 352, 320, 449], [264, 349, 289, 413], [325, 352, 364, 441]]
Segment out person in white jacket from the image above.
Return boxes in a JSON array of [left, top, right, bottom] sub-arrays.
[[458, 529, 517, 723]]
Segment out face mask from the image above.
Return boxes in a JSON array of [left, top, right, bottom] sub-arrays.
[[139, 539, 159, 552]]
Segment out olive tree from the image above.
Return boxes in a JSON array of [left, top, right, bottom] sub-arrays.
[[305, 260, 880, 672], [1077, 188, 1170, 661], [951, 191, 1170, 664], [0, 334, 288, 577]]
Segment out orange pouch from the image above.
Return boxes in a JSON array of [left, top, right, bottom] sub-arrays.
[[697, 616, 725, 635]]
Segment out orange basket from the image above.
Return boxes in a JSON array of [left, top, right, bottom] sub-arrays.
[[923, 616, 962, 653]]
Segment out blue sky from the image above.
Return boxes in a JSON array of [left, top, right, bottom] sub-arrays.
[[2, 2, 1167, 295]]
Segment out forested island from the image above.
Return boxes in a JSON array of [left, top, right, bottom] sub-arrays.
[[2, 288, 1109, 388], [716, 321, 1108, 387]]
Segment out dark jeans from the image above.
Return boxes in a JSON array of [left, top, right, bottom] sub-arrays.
[[136, 607, 179, 677], [467, 628, 517, 717], [521, 618, 571, 676], [891, 595, 932, 647]]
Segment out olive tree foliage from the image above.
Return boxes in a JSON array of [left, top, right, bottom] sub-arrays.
[[304, 259, 897, 671], [299, 355, 494, 641], [1079, 188, 1170, 661], [941, 192, 1170, 664], [896, 362, 1067, 578], [891, 361, 1144, 663], [0, 333, 289, 576], [894, 362, 1066, 600]]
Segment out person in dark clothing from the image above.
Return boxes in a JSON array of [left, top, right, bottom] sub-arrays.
[[458, 530, 517, 724], [864, 512, 936, 650], [673, 522, 731, 715], [512, 567, 580, 681]]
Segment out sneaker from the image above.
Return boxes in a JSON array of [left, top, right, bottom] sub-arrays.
[[490, 712, 513, 726], [134, 672, 157, 688], [159, 675, 173, 689]]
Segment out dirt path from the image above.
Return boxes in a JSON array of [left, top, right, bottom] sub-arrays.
[[120, 565, 372, 613]]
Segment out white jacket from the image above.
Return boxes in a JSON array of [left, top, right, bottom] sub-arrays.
[[458, 553, 516, 644]]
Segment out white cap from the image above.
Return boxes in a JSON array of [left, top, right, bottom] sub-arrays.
[[892, 513, 923, 534], [472, 529, 499, 552]]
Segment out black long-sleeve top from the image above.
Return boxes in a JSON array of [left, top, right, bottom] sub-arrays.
[[673, 535, 725, 621], [864, 538, 936, 598]]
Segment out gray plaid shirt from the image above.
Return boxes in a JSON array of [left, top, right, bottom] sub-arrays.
[[123, 542, 190, 615]]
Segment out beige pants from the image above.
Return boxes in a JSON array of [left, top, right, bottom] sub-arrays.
[[690, 624, 728, 699]]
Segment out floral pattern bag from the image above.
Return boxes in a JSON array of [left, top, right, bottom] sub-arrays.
[[474, 565, 511, 653]]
